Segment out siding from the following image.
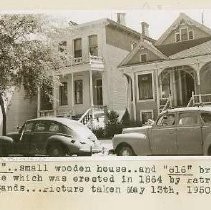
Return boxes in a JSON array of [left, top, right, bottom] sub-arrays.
[[0, 87, 37, 134]]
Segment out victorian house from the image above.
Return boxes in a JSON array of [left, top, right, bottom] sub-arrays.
[[119, 13, 211, 124]]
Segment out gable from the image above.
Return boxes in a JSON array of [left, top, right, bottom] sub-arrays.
[[156, 13, 211, 46], [127, 47, 164, 65], [119, 41, 168, 67]]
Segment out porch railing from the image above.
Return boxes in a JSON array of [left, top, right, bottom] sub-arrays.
[[187, 92, 211, 107], [78, 105, 107, 129], [159, 95, 172, 113]]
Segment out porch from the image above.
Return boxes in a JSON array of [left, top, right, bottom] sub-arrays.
[[37, 55, 107, 128]]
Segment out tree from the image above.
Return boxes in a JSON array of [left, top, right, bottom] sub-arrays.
[[0, 14, 67, 135]]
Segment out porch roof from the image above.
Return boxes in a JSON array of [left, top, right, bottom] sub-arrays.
[[170, 39, 211, 59]]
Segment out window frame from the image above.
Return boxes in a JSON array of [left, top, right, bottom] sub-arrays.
[[88, 34, 98, 56], [177, 111, 200, 127], [73, 38, 82, 58], [140, 53, 147, 63], [136, 71, 155, 102]]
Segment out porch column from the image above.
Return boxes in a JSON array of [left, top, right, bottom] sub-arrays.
[[155, 68, 160, 116], [71, 72, 74, 114], [89, 70, 94, 107], [132, 73, 136, 121], [178, 71, 183, 105], [37, 87, 41, 117]]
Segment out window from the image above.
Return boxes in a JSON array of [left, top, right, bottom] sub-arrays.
[[157, 113, 176, 127], [141, 111, 153, 124], [74, 80, 83, 104], [189, 30, 194, 40], [175, 33, 180, 42], [89, 35, 98, 56], [58, 41, 67, 53], [201, 113, 211, 124], [178, 112, 198, 126], [59, 82, 68, 106], [175, 28, 194, 42], [131, 42, 137, 50], [140, 54, 147, 63], [138, 73, 153, 100], [74, 38, 82, 58], [24, 122, 34, 133], [181, 28, 188, 41], [34, 122, 48, 132], [48, 122, 60, 133]]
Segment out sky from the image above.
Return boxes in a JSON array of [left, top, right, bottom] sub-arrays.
[[45, 9, 211, 39], [1, 9, 211, 39]]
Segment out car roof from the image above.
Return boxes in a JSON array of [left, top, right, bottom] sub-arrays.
[[162, 106, 211, 114], [26, 117, 83, 127]]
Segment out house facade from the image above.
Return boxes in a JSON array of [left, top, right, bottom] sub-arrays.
[[37, 15, 152, 127], [119, 13, 211, 124]]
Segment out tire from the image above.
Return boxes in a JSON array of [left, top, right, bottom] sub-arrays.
[[117, 145, 135, 156], [47, 143, 66, 157]]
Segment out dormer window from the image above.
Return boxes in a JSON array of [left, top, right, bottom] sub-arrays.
[[140, 54, 147, 63], [189, 30, 194, 40], [175, 28, 194, 42], [175, 33, 180, 42], [180, 28, 188, 41]]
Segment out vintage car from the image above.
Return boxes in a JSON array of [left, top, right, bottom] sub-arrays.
[[112, 107, 211, 156], [0, 117, 103, 156]]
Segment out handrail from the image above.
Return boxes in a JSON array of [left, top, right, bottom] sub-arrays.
[[78, 108, 92, 122]]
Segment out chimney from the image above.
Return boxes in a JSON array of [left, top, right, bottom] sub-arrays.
[[117, 13, 126, 26], [141, 21, 149, 37]]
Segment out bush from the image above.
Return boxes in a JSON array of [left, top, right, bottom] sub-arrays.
[[104, 110, 123, 138], [92, 109, 143, 139], [93, 127, 105, 139]]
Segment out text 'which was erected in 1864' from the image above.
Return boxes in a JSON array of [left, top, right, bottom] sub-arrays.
[[1, 160, 211, 196]]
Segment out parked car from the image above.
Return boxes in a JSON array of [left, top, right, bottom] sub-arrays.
[[112, 107, 211, 156], [0, 117, 103, 156]]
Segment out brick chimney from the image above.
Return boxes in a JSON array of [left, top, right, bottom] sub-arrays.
[[141, 21, 149, 37], [117, 13, 126, 26]]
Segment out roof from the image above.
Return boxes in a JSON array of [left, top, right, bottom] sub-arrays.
[[61, 18, 155, 43], [169, 39, 211, 59], [155, 13, 211, 46], [118, 40, 168, 67], [156, 36, 211, 56]]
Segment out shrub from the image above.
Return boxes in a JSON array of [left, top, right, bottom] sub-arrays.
[[104, 110, 123, 138]]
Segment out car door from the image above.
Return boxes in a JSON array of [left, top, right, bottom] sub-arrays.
[[16, 121, 35, 155], [176, 111, 203, 155], [150, 112, 177, 155], [28, 120, 53, 155]]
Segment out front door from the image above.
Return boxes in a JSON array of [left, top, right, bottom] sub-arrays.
[[177, 111, 203, 155], [150, 113, 177, 155]]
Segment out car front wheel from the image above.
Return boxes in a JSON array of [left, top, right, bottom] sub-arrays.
[[117, 145, 135, 156], [47, 143, 66, 157]]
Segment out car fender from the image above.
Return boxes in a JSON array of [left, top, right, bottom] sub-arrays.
[[112, 133, 151, 156], [46, 135, 80, 153], [0, 136, 14, 155]]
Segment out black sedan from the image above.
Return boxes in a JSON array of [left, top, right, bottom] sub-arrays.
[[0, 117, 103, 156]]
